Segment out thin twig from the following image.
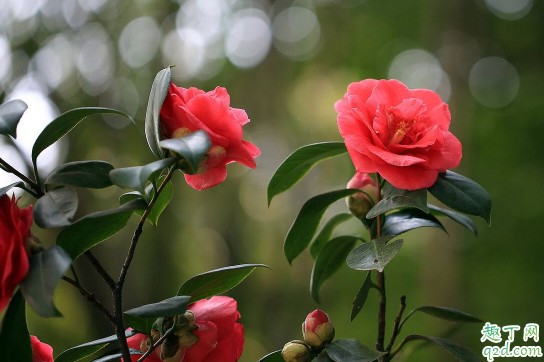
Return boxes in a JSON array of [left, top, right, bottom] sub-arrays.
[[85, 250, 116, 291], [61, 276, 115, 323], [136, 322, 176, 362], [0, 157, 43, 196], [374, 174, 387, 359], [386, 296, 407, 357]]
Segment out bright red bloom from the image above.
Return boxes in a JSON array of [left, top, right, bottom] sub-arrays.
[[160, 84, 260, 191], [31, 336, 54, 362], [127, 296, 245, 362], [335, 79, 462, 190], [0, 194, 32, 312]]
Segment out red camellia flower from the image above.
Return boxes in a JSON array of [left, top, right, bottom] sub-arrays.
[[160, 84, 260, 191], [335, 79, 462, 190], [0, 194, 33, 312], [31, 336, 54, 362], [127, 296, 245, 362]]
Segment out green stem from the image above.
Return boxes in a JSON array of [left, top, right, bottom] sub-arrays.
[[0, 157, 43, 197]]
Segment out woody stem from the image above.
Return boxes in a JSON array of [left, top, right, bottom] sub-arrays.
[[375, 174, 387, 360]]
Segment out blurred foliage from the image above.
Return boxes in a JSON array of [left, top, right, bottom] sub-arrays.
[[1, 0, 543, 361]]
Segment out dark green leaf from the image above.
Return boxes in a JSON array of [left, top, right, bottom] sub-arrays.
[[147, 180, 173, 226], [257, 350, 284, 362], [0, 181, 23, 197], [159, 131, 212, 174], [397, 335, 482, 362], [428, 171, 491, 225], [145, 67, 171, 159], [0, 99, 27, 138], [33, 187, 78, 229], [310, 213, 353, 259], [367, 184, 428, 219], [124, 296, 191, 320], [119, 191, 143, 205], [109, 158, 176, 194], [382, 209, 446, 237], [177, 264, 268, 302], [32, 108, 132, 179], [311, 236, 358, 303], [123, 313, 155, 335], [346, 236, 403, 272], [325, 339, 386, 362], [92, 349, 143, 362], [0, 291, 32, 362], [284, 189, 359, 264], [46, 161, 114, 189], [351, 272, 372, 321], [267, 142, 347, 206], [57, 199, 147, 259], [20, 246, 71, 318], [428, 204, 478, 236], [54, 330, 137, 362], [315, 350, 335, 362], [401, 306, 483, 331]]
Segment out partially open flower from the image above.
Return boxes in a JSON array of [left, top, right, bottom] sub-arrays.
[[302, 309, 335, 348], [346, 172, 379, 224], [281, 341, 313, 362]]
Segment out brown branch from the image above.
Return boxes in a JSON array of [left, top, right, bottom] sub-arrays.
[[386, 296, 407, 358], [61, 276, 115, 323], [85, 250, 116, 291], [374, 174, 387, 360]]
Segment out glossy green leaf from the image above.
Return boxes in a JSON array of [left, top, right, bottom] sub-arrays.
[[346, 236, 403, 272], [20, 246, 71, 318], [0, 181, 23, 197], [428, 171, 491, 225], [0, 99, 27, 138], [177, 264, 268, 302], [428, 204, 478, 236], [311, 236, 358, 303], [123, 313, 155, 335], [54, 330, 137, 362], [32, 108, 132, 179], [92, 349, 143, 362], [57, 199, 147, 259], [145, 67, 171, 159], [310, 213, 353, 259], [33, 187, 78, 229], [0, 291, 32, 362], [382, 209, 446, 237], [159, 131, 212, 174], [257, 350, 284, 362], [367, 184, 428, 219], [351, 272, 372, 321], [400, 306, 483, 331], [109, 158, 176, 194], [285, 189, 359, 264], [396, 335, 482, 362], [118, 180, 173, 227], [325, 339, 386, 362], [46, 161, 114, 189], [315, 351, 335, 362], [124, 296, 191, 322], [267, 142, 347, 206]]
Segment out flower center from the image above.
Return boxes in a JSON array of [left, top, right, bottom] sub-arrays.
[[388, 119, 416, 146]]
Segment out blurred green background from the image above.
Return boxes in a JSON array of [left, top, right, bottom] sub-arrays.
[[1, 0, 543, 360]]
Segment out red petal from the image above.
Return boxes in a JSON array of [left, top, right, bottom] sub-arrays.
[[184, 166, 228, 191], [377, 163, 439, 190], [409, 88, 451, 130], [366, 79, 411, 111], [184, 321, 219, 362], [367, 144, 426, 167], [421, 131, 462, 170], [189, 297, 239, 340]]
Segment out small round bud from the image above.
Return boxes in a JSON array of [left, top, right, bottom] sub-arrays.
[[346, 173, 379, 225], [302, 309, 335, 347], [281, 341, 313, 362]]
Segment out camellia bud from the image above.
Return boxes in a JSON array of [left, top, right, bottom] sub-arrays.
[[302, 309, 335, 348], [281, 340, 313, 362], [346, 172, 379, 225]]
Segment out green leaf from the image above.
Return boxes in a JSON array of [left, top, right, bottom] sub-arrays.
[[0, 181, 23, 197], [147, 180, 173, 226], [315, 351, 335, 362], [119, 191, 143, 205], [33, 187, 78, 229], [284, 189, 359, 265], [267, 142, 347, 206], [311, 236, 358, 303], [310, 213, 353, 259], [109, 158, 177, 194], [0, 99, 27, 138], [46, 161, 114, 189], [428, 204, 478, 236], [325, 339, 386, 362], [257, 350, 284, 362], [382, 209, 446, 237], [159, 131, 212, 174], [428, 171, 491, 225], [123, 313, 155, 335], [32, 108, 132, 180], [367, 184, 428, 219], [401, 306, 483, 331], [177, 264, 268, 302], [145, 67, 172, 159], [0, 291, 32, 362], [397, 335, 482, 362], [351, 272, 372, 322], [125, 296, 191, 319], [92, 349, 143, 362], [54, 330, 137, 362], [57, 199, 147, 259], [20, 246, 72, 318], [346, 236, 403, 272]]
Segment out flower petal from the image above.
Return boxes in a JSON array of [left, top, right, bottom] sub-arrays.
[[184, 166, 228, 191], [421, 131, 462, 170], [409, 88, 451, 130], [377, 163, 439, 190], [184, 321, 219, 362]]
